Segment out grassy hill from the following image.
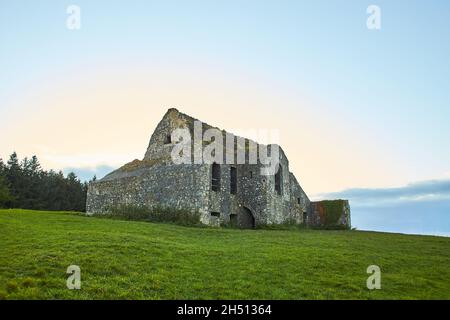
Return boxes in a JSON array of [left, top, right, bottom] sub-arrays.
[[0, 209, 449, 299]]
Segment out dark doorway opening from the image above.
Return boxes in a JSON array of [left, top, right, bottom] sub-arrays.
[[239, 206, 255, 229], [303, 212, 308, 224], [229, 214, 238, 227]]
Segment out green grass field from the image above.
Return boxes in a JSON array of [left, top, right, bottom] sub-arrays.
[[0, 209, 449, 299]]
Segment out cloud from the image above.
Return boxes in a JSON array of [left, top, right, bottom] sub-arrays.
[[63, 165, 115, 182], [349, 199, 450, 237], [314, 179, 450, 237], [315, 179, 450, 206]]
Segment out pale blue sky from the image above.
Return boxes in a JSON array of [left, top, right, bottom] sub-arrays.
[[1, 1, 450, 235], [2, 1, 450, 175]]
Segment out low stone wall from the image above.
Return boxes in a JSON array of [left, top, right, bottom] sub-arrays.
[[86, 108, 351, 229], [86, 163, 211, 223], [310, 200, 351, 229]]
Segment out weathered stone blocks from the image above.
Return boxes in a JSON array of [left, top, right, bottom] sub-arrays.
[[87, 108, 351, 229]]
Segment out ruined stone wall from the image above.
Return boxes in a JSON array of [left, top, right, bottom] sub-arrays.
[[233, 163, 270, 225], [87, 108, 347, 228], [204, 144, 310, 227], [309, 200, 351, 229], [289, 172, 311, 224], [206, 162, 272, 227], [200, 165, 276, 227], [263, 149, 291, 224], [144, 108, 190, 162], [87, 163, 212, 223], [140, 108, 299, 226]]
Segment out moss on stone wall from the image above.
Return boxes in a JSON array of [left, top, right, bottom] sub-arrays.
[[321, 200, 345, 225], [118, 158, 169, 172], [311, 200, 349, 229]]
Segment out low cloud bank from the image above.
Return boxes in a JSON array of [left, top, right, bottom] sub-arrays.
[[315, 179, 450, 237], [316, 179, 450, 205]]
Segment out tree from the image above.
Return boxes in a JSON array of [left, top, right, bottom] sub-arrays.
[[1, 153, 89, 212], [0, 173, 13, 208], [5, 152, 23, 207]]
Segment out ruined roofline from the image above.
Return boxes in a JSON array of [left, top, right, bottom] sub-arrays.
[[161, 107, 288, 158], [98, 108, 293, 183], [289, 171, 309, 202]]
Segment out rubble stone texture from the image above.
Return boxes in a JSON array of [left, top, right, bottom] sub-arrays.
[[86, 108, 350, 229]]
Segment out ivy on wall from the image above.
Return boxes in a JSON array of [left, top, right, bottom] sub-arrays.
[[313, 200, 348, 228], [321, 200, 345, 225]]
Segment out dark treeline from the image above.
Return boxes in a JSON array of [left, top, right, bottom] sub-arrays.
[[0, 152, 93, 211]]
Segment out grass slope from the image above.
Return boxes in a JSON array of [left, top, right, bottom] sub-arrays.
[[0, 209, 449, 299]]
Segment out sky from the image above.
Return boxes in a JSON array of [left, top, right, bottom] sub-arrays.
[[1, 1, 449, 236]]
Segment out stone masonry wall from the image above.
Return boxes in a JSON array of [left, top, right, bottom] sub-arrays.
[[87, 108, 350, 228], [87, 163, 212, 223], [309, 200, 351, 228]]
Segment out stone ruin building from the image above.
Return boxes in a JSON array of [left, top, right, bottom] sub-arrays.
[[87, 108, 351, 229]]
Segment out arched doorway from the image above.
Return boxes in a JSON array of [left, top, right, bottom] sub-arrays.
[[238, 206, 255, 229]]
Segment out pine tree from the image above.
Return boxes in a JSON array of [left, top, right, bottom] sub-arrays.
[[0, 171, 13, 208], [1, 153, 88, 212], [6, 152, 22, 207]]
